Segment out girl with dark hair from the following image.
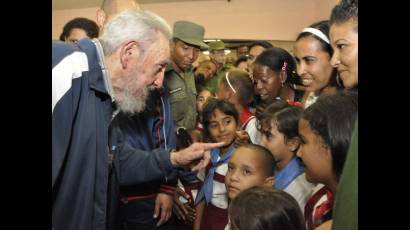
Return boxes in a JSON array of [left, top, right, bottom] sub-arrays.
[[296, 91, 357, 230], [217, 69, 261, 144], [234, 55, 250, 73], [228, 186, 306, 230], [257, 101, 315, 213], [294, 20, 341, 108], [194, 98, 239, 230], [196, 87, 215, 132], [252, 48, 298, 117]]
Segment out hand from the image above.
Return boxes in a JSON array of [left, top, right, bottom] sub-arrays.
[[170, 142, 224, 171], [154, 193, 174, 226], [173, 187, 196, 223], [233, 130, 251, 148]]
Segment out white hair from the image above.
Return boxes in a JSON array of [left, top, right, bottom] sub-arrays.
[[99, 10, 172, 56]]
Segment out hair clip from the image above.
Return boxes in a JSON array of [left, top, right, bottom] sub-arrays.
[[282, 62, 288, 71], [225, 72, 237, 94]]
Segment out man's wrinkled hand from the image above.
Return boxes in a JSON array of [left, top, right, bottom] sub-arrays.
[[154, 193, 174, 226], [170, 142, 224, 171]]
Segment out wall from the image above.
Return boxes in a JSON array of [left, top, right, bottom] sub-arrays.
[[52, 0, 339, 41]]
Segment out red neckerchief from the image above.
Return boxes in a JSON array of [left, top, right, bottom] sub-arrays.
[[239, 106, 254, 130], [304, 186, 334, 230], [195, 118, 203, 132]]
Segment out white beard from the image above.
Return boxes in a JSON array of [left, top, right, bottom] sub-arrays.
[[117, 85, 154, 114]]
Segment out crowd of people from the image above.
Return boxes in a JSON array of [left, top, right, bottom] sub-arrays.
[[52, 0, 358, 230]]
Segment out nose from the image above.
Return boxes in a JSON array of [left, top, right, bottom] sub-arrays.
[[330, 51, 340, 68], [153, 73, 164, 89], [297, 62, 307, 77], [296, 147, 302, 158], [218, 124, 226, 133], [255, 80, 263, 90], [229, 169, 239, 182]]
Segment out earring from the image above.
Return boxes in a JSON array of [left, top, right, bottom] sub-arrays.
[[281, 81, 284, 87]]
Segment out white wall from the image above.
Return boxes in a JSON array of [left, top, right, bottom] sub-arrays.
[[52, 0, 339, 41]]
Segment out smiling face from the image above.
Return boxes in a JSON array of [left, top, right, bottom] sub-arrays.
[[294, 36, 334, 92], [296, 118, 333, 184], [253, 63, 282, 102], [225, 147, 274, 199], [329, 19, 358, 89], [207, 108, 237, 147]]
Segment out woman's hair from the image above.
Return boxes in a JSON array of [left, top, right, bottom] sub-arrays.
[[249, 41, 274, 50], [202, 98, 239, 142], [297, 20, 333, 57], [229, 186, 306, 230], [254, 48, 298, 84], [99, 10, 172, 56], [234, 55, 249, 67], [257, 101, 303, 143], [59, 17, 99, 41], [220, 69, 254, 105], [302, 90, 358, 181], [330, 0, 358, 32]]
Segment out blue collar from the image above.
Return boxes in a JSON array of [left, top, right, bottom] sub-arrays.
[[274, 157, 304, 190]]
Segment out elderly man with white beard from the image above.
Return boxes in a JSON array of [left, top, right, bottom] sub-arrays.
[[52, 10, 223, 230]]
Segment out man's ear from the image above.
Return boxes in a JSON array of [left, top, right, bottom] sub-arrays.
[[264, 176, 275, 187], [119, 41, 140, 69], [96, 9, 106, 28], [286, 136, 300, 152]]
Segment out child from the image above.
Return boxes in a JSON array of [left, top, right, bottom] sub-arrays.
[[196, 87, 215, 131], [257, 100, 315, 213], [194, 98, 239, 230], [224, 144, 276, 230], [228, 186, 306, 230], [297, 91, 357, 230], [225, 144, 275, 201], [217, 69, 261, 144]]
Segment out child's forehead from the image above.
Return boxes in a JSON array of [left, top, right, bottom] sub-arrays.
[[232, 147, 264, 162], [199, 89, 211, 96], [209, 109, 234, 120]]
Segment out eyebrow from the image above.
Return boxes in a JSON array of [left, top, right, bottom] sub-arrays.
[[157, 59, 171, 67], [241, 164, 254, 171], [303, 55, 317, 60]]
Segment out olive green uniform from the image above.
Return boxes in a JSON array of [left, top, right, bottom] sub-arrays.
[[332, 120, 358, 230], [205, 64, 232, 94], [164, 65, 197, 130]]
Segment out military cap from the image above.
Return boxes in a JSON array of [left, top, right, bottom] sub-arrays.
[[173, 21, 208, 49], [208, 40, 226, 51]]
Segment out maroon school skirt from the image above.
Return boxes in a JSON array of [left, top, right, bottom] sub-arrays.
[[200, 203, 228, 230]]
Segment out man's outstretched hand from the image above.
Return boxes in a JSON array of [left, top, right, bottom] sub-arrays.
[[170, 142, 224, 171]]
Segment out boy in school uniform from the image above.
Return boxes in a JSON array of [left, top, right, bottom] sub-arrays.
[[224, 144, 276, 230]]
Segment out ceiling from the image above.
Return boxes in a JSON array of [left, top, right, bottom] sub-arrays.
[[52, 0, 225, 10]]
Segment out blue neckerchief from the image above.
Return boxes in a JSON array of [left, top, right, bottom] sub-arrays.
[[195, 147, 236, 204], [274, 157, 304, 190]]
